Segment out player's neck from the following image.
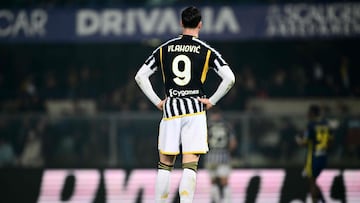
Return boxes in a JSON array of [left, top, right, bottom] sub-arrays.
[[182, 28, 199, 38]]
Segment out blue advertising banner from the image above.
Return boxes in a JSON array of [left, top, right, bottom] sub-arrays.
[[0, 3, 359, 43]]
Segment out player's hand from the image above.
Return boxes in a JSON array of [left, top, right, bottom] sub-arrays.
[[295, 135, 303, 145], [197, 98, 213, 110], [156, 99, 165, 111]]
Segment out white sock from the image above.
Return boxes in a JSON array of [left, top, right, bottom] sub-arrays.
[[222, 185, 232, 203], [179, 168, 197, 203], [210, 184, 221, 203], [155, 169, 171, 203]]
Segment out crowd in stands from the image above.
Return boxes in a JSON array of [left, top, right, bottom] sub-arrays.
[[0, 49, 358, 114]]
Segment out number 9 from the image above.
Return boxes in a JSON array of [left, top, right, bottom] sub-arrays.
[[172, 55, 191, 86]]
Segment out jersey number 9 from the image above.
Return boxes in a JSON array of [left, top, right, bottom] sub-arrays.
[[315, 126, 330, 151], [172, 54, 192, 86]]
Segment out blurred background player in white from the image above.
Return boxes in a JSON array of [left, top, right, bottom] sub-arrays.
[[205, 108, 237, 203], [135, 6, 235, 203]]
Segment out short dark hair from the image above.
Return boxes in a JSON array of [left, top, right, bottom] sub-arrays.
[[308, 104, 321, 117], [181, 6, 202, 28]]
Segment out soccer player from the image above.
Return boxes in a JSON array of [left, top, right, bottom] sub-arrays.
[[135, 6, 235, 203], [204, 108, 237, 203], [295, 104, 333, 203]]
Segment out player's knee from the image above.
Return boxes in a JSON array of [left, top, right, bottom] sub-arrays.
[[182, 162, 198, 172], [158, 161, 174, 171]]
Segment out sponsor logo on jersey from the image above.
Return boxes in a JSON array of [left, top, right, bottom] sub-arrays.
[[169, 88, 199, 97]]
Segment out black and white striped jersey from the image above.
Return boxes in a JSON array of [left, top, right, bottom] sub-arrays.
[[205, 120, 235, 165], [163, 97, 205, 119], [135, 34, 235, 119]]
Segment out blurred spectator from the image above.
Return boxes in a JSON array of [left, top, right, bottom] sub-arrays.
[[267, 68, 293, 97], [18, 128, 44, 167], [40, 71, 64, 100], [338, 56, 352, 96], [0, 73, 11, 102], [78, 66, 98, 99], [305, 62, 340, 97], [241, 67, 257, 96], [108, 86, 131, 111], [56, 130, 77, 165], [15, 117, 34, 157], [220, 74, 241, 110], [65, 68, 79, 99], [137, 99, 151, 111], [18, 75, 44, 112], [0, 136, 16, 167], [289, 64, 307, 96], [279, 117, 298, 161], [220, 65, 265, 111]]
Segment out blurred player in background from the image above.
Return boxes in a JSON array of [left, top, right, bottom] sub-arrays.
[[135, 6, 235, 203], [296, 104, 333, 203], [205, 108, 237, 203]]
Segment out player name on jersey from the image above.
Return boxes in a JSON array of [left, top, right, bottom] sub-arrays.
[[168, 45, 201, 53]]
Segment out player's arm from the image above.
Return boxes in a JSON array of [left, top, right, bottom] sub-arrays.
[[295, 130, 309, 146], [198, 50, 235, 109], [208, 65, 235, 105], [198, 66, 235, 109], [135, 57, 163, 110]]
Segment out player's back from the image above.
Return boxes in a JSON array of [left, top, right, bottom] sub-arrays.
[[155, 34, 225, 118], [160, 34, 214, 98], [306, 119, 332, 157]]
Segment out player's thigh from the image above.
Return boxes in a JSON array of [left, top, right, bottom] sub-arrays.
[[158, 118, 181, 155], [312, 156, 327, 178], [181, 113, 208, 154], [302, 156, 326, 178]]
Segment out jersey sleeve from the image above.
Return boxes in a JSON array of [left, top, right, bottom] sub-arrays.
[[207, 51, 235, 105], [134, 52, 162, 106]]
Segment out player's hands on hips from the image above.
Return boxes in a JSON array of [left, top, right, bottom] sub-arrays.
[[197, 98, 213, 110], [157, 99, 165, 111]]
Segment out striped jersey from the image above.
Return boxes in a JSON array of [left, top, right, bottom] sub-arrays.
[[139, 34, 231, 118], [205, 119, 235, 165]]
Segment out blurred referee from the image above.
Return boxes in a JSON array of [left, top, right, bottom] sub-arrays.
[[135, 6, 235, 203]]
